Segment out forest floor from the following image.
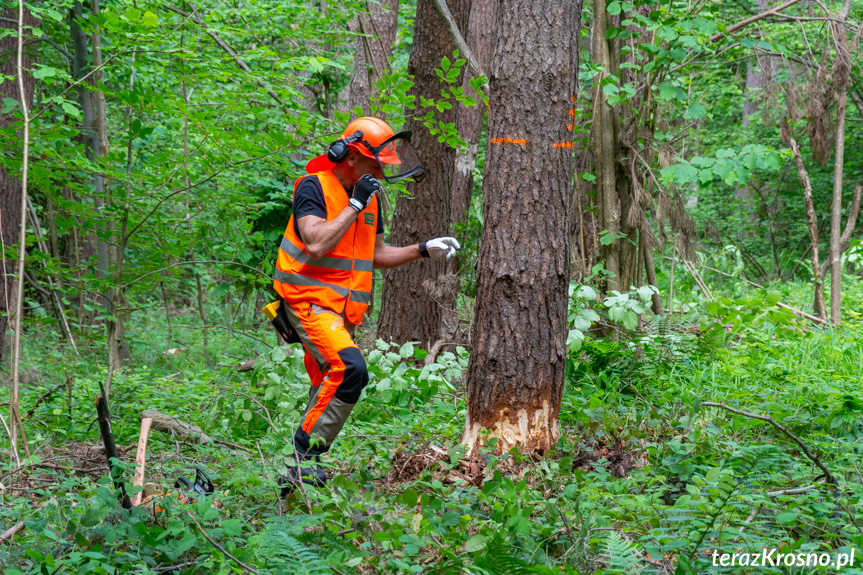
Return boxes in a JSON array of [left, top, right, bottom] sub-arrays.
[[2, 278, 863, 574]]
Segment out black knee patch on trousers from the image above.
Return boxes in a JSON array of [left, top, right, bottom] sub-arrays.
[[334, 347, 368, 404]]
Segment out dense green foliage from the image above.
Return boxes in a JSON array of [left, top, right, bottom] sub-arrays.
[[1, 0, 862, 572]]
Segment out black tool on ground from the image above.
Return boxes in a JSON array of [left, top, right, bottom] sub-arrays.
[[262, 299, 301, 344], [174, 467, 215, 498]]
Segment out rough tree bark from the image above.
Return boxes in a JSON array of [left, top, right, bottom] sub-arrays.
[[0, 6, 37, 361], [377, 0, 471, 348], [346, 0, 399, 116], [462, 0, 579, 454]]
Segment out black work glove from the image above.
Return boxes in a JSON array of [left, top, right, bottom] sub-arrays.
[[349, 174, 380, 212]]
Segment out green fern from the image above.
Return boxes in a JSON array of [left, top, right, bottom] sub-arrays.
[[601, 531, 644, 575], [249, 517, 332, 575]]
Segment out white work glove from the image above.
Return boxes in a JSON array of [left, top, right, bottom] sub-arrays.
[[419, 237, 460, 260]]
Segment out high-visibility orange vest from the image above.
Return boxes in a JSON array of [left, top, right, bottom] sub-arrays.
[[274, 170, 377, 325]]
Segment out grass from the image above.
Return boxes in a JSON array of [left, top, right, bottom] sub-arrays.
[[1, 277, 862, 574]]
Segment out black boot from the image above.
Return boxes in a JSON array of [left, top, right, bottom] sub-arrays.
[[279, 457, 327, 496]]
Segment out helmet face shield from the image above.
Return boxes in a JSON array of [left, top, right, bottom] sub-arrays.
[[370, 132, 425, 184]]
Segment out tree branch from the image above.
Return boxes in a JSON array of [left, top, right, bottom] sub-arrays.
[[709, 0, 805, 42], [820, 182, 862, 276], [162, 4, 290, 110], [186, 513, 261, 575], [700, 402, 836, 485], [429, 0, 489, 96], [0, 16, 73, 59]]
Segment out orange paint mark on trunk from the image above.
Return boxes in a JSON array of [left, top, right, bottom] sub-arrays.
[[553, 142, 573, 148], [490, 138, 527, 145]]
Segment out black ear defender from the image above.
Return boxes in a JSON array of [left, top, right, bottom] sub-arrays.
[[327, 130, 365, 164]]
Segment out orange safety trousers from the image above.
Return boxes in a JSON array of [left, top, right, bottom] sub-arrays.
[[282, 302, 369, 457]]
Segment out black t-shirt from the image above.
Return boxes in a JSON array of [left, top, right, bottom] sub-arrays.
[[292, 175, 384, 242]]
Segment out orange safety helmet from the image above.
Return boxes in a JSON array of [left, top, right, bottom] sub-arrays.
[[305, 117, 425, 183]]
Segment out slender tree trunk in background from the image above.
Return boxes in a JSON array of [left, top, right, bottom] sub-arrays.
[[377, 0, 470, 349], [741, 0, 775, 126], [346, 0, 399, 116], [591, 0, 620, 292], [180, 7, 209, 362], [463, 0, 578, 455], [0, 7, 37, 362], [438, 0, 495, 341], [828, 10, 850, 326], [790, 139, 827, 320], [70, 3, 106, 325]]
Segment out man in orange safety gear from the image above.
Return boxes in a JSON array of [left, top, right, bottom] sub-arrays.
[[273, 117, 460, 492]]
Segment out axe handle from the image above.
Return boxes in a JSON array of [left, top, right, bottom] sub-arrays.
[[132, 417, 153, 506]]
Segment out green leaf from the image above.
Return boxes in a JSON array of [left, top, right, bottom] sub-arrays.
[[684, 101, 706, 120], [441, 56, 451, 71], [142, 11, 159, 27], [399, 341, 415, 358], [776, 512, 797, 524], [124, 6, 141, 22], [441, 510, 461, 526], [33, 66, 58, 80], [465, 534, 488, 552], [372, 531, 392, 541]]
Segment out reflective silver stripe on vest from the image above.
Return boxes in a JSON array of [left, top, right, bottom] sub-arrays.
[[274, 269, 350, 298], [353, 259, 374, 273], [280, 237, 353, 271], [349, 289, 372, 305]]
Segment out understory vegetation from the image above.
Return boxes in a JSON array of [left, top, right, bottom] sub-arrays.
[[2, 272, 862, 574]]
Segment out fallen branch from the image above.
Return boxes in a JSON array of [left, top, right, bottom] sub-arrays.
[[141, 409, 213, 444], [0, 521, 25, 544], [701, 402, 835, 485], [186, 512, 260, 575], [140, 409, 252, 455], [766, 483, 823, 496], [685, 259, 828, 325]]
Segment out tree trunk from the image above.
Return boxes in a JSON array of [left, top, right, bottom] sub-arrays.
[[829, 15, 849, 326], [0, 7, 38, 362], [346, 0, 399, 116], [741, 0, 775, 125], [790, 139, 827, 320], [438, 0, 496, 341], [70, 3, 107, 314], [377, 0, 470, 348], [591, 0, 620, 292], [462, 0, 579, 455]]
